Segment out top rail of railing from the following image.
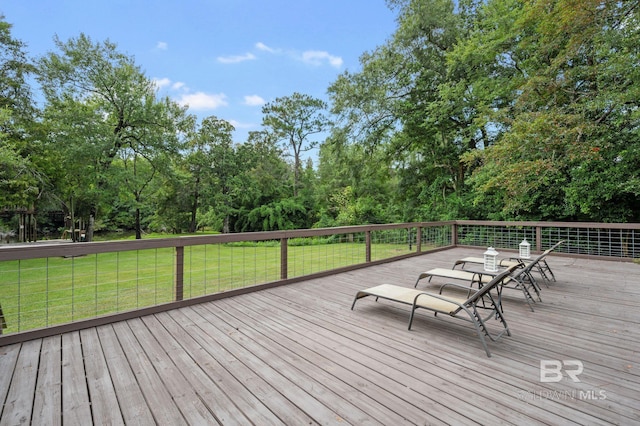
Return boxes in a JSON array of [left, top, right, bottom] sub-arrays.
[[0, 222, 454, 262], [1, 220, 639, 261]]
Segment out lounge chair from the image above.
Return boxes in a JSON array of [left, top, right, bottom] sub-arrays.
[[416, 256, 543, 311], [453, 240, 565, 285], [351, 265, 518, 357], [414, 268, 496, 288]]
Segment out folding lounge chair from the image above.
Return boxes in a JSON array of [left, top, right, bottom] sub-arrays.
[[414, 268, 496, 288], [416, 261, 540, 311], [453, 240, 565, 285], [351, 265, 518, 357], [450, 260, 543, 311], [515, 239, 565, 283]]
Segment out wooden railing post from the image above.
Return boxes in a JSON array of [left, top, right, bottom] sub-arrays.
[[280, 238, 288, 280], [365, 230, 371, 263], [452, 223, 458, 246], [536, 226, 542, 252], [416, 226, 422, 253], [175, 246, 184, 301]]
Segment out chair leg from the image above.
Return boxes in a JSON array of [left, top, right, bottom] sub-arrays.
[[351, 294, 363, 310], [522, 270, 542, 299], [540, 260, 556, 282], [535, 262, 553, 286], [408, 306, 417, 330], [463, 306, 493, 358], [520, 285, 536, 312]]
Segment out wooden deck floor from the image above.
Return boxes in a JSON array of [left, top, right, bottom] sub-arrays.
[[1, 247, 639, 425]]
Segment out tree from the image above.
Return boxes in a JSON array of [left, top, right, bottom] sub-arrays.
[[328, 0, 476, 220], [38, 34, 190, 239], [316, 135, 396, 226], [459, 0, 640, 221], [231, 131, 293, 232], [201, 117, 237, 233], [111, 150, 160, 239], [0, 17, 39, 208], [261, 92, 330, 196], [179, 116, 236, 233]]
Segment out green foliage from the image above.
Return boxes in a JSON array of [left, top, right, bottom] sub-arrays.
[[37, 33, 191, 239], [2, 2, 640, 239], [262, 92, 330, 196], [455, 0, 640, 221], [0, 18, 40, 208], [246, 198, 309, 231]]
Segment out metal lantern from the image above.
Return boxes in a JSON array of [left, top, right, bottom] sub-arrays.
[[483, 247, 499, 272], [519, 238, 531, 259]]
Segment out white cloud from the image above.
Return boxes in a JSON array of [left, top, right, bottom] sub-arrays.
[[301, 50, 343, 68], [153, 77, 172, 89], [256, 42, 277, 53], [153, 78, 188, 92], [156, 41, 168, 50], [244, 95, 265, 106], [217, 52, 256, 64], [227, 119, 255, 129], [177, 92, 228, 110]]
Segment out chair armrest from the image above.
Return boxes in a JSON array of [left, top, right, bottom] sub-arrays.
[[438, 281, 479, 295], [452, 260, 466, 269]]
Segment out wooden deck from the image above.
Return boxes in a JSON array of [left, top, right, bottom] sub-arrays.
[[1, 247, 639, 425]]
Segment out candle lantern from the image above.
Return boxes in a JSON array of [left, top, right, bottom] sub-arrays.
[[519, 238, 531, 259], [483, 247, 499, 272]]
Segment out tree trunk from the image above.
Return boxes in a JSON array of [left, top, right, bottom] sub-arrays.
[[188, 175, 200, 233], [69, 197, 76, 242], [86, 204, 96, 242], [135, 206, 142, 239]]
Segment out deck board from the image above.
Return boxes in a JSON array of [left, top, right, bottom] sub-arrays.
[[31, 335, 61, 426], [79, 328, 124, 426], [1, 248, 639, 425], [110, 320, 187, 425], [1, 339, 40, 426], [61, 332, 92, 425], [95, 324, 156, 425]]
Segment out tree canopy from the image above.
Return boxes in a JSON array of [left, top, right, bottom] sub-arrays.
[[1, 1, 639, 241]]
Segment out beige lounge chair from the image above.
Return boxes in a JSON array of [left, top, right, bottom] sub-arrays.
[[453, 240, 565, 285], [416, 258, 541, 311], [351, 265, 518, 357], [414, 267, 497, 287]]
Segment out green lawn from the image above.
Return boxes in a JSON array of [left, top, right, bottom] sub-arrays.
[[0, 240, 414, 333]]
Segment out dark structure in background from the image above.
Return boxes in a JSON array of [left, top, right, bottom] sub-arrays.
[[0, 207, 65, 243]]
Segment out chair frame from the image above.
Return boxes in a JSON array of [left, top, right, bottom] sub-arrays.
[[351, 266, 518, 357], [454, 240, 565, 286], [415, 259, 541, 311]]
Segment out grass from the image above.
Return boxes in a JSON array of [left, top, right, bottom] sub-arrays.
[[0, 238, 415, 334]]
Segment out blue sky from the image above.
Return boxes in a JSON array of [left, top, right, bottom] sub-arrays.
[[1, 0, 398, 144]]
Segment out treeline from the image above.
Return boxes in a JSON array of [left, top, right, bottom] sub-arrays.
[[1, 0, 639, 241]]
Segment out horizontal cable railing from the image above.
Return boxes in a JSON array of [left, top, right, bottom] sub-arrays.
[[0, 223, 453, 337], [454, 221, 640, 259], [1, 220, 638, 341]]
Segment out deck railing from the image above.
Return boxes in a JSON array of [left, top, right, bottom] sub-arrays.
[[454, 220, 640, 258], [0, 223, 454, 340], [0, 220, 638, 343]]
